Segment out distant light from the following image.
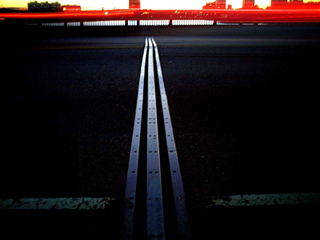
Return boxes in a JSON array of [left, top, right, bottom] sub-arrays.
[[105, 12, 108, 15]]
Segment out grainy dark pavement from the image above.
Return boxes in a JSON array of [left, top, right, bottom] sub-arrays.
[[1, 25, 320, 239], [155, 32, 320, 239]]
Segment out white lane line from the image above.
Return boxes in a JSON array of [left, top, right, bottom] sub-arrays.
[[207, 193, 320, 207], [0, 197, 116, 210]]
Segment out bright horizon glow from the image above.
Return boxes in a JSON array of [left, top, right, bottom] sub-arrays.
[[1, 0, 318, 10]]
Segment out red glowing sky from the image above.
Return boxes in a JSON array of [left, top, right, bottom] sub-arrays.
[[1, 0, 274, 10], [2, 0, 319, 10]]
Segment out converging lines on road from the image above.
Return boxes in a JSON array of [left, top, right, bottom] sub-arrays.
[[2, 34, 320, 240], [123, 37, 190, 240]]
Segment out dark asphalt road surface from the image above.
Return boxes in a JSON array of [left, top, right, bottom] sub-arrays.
[[2, 40, 145, 199], [155, 33, 320, 239], [1, 26, 320, 239]]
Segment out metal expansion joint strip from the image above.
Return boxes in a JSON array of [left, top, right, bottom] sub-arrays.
[[123, 37, 148, 240], [147, 36, 165, 240], [124, 37, 189, 240], [152, 37, 190, 240]]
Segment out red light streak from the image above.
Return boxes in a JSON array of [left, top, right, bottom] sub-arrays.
[[0, 10, 135, 19], [0, 9, 319, 23]]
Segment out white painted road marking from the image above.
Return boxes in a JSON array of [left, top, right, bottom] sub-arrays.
[[207, 193, 320, 207], [2, 193, 318, 210], [0, 197, 115, 210]]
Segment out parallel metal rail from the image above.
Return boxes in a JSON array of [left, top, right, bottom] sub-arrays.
[[124, 37, 189, 239], [152, 37, 190, 240], [123, 38, 148, 239], [146, 37, 165, 239]]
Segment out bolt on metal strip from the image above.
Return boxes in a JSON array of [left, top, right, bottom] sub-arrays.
[[151, 37, 191, 240], [147, 37, 165, 240], [123, 37, 148, 240]]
